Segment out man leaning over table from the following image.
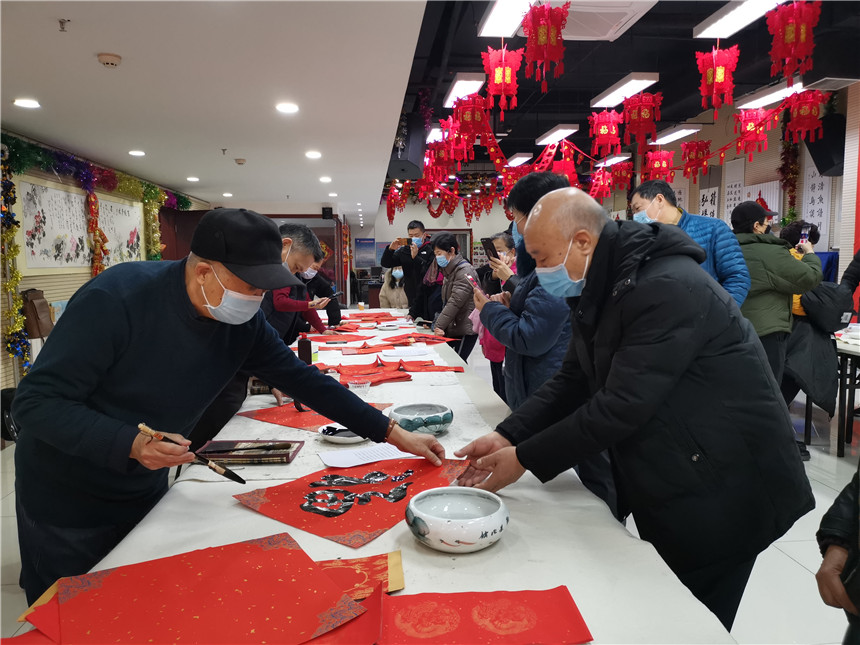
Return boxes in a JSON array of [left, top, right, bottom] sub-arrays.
[[455, 188, 814, 631], [11, 208, 444, 605]]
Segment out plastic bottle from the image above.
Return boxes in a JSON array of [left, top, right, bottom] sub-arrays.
[[297, 333, 313, 365]]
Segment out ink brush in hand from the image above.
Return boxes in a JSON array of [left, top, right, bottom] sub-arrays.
[[137, 423, 246, 485]]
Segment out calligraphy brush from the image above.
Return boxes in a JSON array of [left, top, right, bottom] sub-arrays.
[[200, 442, 296, 454], [138, 423, 246, 485]]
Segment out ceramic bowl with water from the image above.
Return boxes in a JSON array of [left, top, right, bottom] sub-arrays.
[[388, 403, 453, 435], [405, 487, 509, 553]]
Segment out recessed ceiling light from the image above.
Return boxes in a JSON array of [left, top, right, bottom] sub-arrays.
[[536, 124, 579, 146], [186, 177, 199, 182], [357, 203, 361, 206], [448, 174, 457, 180], [128, 150, 145, 157], [328, 193, 338, 197], [693, 0, 784, 39], [276, 102, 299, 114], [443, 73, 486, 108], [435, 189, 441, 193], [222, 192, 233, 197], [735, 77, 804, 109], [395, 182, 402, 188], [485, 182, 492, 186], [474, 189, 481, 193], [426, 127, 444, 144], [591, 72, 659, 108], [478, 0, 533, 38], [506, 153, 533, 167], [13, 98, 40, 109], [595, 153, 632, 168], [319, 176, 332, 183], [650, 124, 703, 146], [305, 150, 322, 159]]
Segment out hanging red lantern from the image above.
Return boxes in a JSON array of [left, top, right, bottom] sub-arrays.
[[439, 116, 474, 169], [734, 108, 779, 162], [610, 161, 633, 192], [766, 1, 821, 84], [452, 94, 490, 146], [522, 1, 571, 93], [785, 89, 831, 143], [589, 169, 613, 200], [423, 141, 456, 184], [622, 92, 662, 147], [481, 45, 524, 121], [680, 140, 712, 185], [644, 150, 676, 182], [695, 45, 740, 117], [588, 110, 624, 159]]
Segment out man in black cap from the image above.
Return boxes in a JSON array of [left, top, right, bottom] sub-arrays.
[[11, 208, 445, 604]]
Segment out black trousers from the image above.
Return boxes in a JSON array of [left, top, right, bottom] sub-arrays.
[[759, 331, 789, 384], [448, 335, 478, 362], [489, 360, 507, 403], [676, 555, 757, 631]]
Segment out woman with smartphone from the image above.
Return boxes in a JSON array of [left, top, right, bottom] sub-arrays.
[[432, 233, 480, 360]]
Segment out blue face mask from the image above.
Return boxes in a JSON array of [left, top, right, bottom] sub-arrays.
[[411, 237, 423, 247], [511, 215, 524, 248], [435, 254, 450, 268], [392, 269, 404, 280], [202, 267, 263, 325], [535, 241, 590, 299], [633, 211, 655, 224]]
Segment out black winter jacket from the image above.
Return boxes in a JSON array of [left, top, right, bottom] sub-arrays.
[[380, 241, 435, 306], [496, 220, 815, 573]]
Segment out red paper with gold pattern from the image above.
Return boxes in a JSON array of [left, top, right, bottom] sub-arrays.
[[234, 459, 468, 548], [339, 343, 396, 355], [382, 332, 456, 344], [24, 533, 363, 644], [237, 402, 392, 431], [317, 552, 403, 600], [313, 585, 592, 645], [337, 372, 412, 387], [306, 334, 375, 343]]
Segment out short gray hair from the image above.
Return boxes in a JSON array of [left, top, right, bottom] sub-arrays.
[[278, 223, 322, 259]]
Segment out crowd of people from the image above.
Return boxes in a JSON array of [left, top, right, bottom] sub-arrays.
[[9, 175, 860, 639]]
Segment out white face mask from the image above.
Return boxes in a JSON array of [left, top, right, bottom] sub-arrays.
[[202, 267, 263, 325], [300, 268, 318, 279]]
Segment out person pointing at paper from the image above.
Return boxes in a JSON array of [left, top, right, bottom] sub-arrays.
[[455, 187, 813, 631], [12, 208, 444, 605]]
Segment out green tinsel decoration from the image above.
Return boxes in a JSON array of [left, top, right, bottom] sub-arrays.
[[175, 193, 192, 211]]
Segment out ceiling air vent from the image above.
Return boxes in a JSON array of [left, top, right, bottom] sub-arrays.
[[516, 1, 657, 42]]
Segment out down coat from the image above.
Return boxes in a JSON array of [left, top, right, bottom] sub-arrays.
[[496, 220, 814, 574], [435, 254, 479, 338]]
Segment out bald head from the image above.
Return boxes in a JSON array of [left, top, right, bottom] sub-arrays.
[[524, 187, 609, 280]]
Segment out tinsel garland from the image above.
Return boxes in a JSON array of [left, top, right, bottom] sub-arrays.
[[141, 182, 166, 260], [778, 114, 800, 224], [1, 146, 31, 372]]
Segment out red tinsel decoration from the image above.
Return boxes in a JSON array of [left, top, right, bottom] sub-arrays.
[[622, 92, 662, 147], [610, 161, 633, 192], [766, 1, 821, 84], [522, 1, 570, 93], [589, 169, 613, 200], [481, 45, 524, 121], [643, 150, 676, 182], [784, 89, 831, 143], [452, 94, 490, 146], [588, 110, 624, 159], [92, 166, 118, 193], [696, 45, 740, 118], [680, 140, 711, 184], [734, 108, 780, 162]]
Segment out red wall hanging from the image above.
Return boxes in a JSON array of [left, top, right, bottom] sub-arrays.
[[784, 89, 831, 143], [611, 161, 634, 192], [766, 1, 821, 84], [588, 110, 624, 159], [522, 1, 571, 93], [680, 140, 712, 184], [734, 108, 780, 162], [481, 45, 524, 121], [695, 45, 740, 118], [644, 150, 676, 182], [622, 92, 662, 147]]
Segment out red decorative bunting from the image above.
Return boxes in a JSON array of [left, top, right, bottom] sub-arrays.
[[622, 92, 662, 147], [680, 140, 712, 184], [588, 169, 613, 200], [643, 150, 676, 182], [481, 45, 524, 121], [610, 161, 633, 192], [766, 1, 821, 84], [784, 89, 831, 143], [522, 2, 571, 93], [734, 108, 780, 162], [588, 110, 624, 159], [696, 45, 740, 118]]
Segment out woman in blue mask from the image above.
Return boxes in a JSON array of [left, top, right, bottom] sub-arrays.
[[431, 233, 480, 360], [379, 266, 409, 309]]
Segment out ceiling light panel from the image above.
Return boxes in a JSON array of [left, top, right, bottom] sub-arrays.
[[735, 78, 804, 109], [13, 98, 40, 108], [443, 73, 485, 108], [478, 0, 533, 38], [591, 72, 659, 108], [694, 0, 784, 39], [536, 124, 579, 146], [596, 153, 632, 168], [507, 153, 533, 167], [650, 125, 703, 146]]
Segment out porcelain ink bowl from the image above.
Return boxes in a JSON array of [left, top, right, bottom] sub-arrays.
[[389, 403, 453, 436], [405, 487, 509, 553]]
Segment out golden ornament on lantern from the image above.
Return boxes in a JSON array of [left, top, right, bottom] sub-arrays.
[[481, 45, 524, 121], [680, 140, 712, 185], [696, 45, 740, 118], [522, 1, 570, 93], [588, 110, 624, 159], [766, 0, 821, 85], [784, 89, 831, 143]]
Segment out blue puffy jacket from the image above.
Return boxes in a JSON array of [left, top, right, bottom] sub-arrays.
[[677, 209, 751, 307], [480, 271, 571, 410]]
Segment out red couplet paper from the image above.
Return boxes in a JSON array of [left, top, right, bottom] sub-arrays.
[[317, 552, 403, 600], [338, 372, 412, 387], [312, 585, 593, 645], [382, 332, 456, 344], [234, 459, 468, 548], [24, 533, 364, 644], [306, 334, 376, 343], [340, 343, 395, 355], [237, 402, 392, 432]]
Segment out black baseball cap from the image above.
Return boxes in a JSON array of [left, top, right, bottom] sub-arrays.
[[730, 201, 778, 230], [190, 208, 301, 289]]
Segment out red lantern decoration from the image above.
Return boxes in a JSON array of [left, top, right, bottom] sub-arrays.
[[734, 108, 779, 162], [622, 92, 662, 147], [696, 45, 740, 117], [439, 116, 474, 169], [644, 150, 676, 182], [766, 1, 821, 84], [481, 45, 524, 121], [784, 89, 831, 143], [522, 1, 570, 93], [588, 110, 624, 159], [463, 195, 484, 225], [680, 140, 711, 184], [610, 161, 633, 192], [423, 141, 456, 184], [452, 94, 490, 146], [589, 169, 613, 200]]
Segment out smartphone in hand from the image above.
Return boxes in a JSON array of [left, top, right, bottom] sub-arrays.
[[480, 237, 500, 261], [465, 274, 487, 297], [799, 224, 811, 244]]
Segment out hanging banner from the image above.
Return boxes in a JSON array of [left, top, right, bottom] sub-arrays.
[[699, 187, 720, 219], [723, 158, 745, 221], [802, 147, 831, 249]]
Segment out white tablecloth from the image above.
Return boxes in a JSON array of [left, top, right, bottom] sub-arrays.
[[96, 310, 734, 644]]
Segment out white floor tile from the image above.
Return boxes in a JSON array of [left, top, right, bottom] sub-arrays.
[[774, 539, 829, 575], [1, 491, 15, 518], [732, 546, 847, 644], [1, 516, 20, 587], [777, 478, 843, 544], [1, 584, 29, 638]]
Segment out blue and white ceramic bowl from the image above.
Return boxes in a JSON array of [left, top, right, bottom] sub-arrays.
[[389, 403, 453, 436], [405, 487, 509, 554]]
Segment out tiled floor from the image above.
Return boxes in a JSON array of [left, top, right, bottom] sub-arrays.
[[1, 353, 856, 642]]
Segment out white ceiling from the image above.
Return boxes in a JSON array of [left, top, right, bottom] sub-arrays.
[[1, 1, 427, 228]]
